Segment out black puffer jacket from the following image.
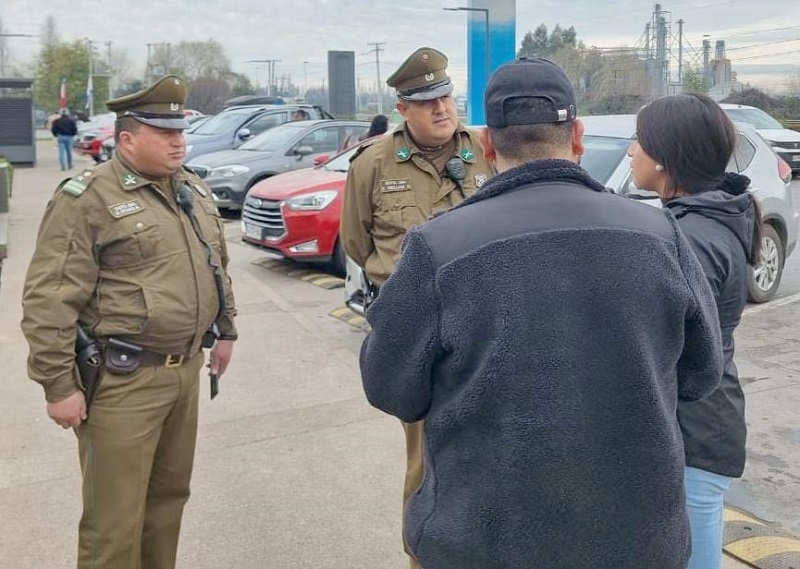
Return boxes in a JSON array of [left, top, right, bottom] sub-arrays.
[[666, 173, 758, 478]]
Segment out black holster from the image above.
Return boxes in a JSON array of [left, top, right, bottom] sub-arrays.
[[75, 326, 104, 412]]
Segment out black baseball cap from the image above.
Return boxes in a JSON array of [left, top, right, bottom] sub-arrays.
[[484, 57, 577, 128]]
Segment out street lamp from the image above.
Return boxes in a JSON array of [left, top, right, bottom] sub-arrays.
[[444, 6, 491, 83], [303, 60, 309, 99], [0, 33, 35, 77]]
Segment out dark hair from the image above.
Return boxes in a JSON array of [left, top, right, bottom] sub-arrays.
[[637, 93, 762, 265], [114, 117, 142, 142], [488, 98, 572, 162], [636, 93, 736, 196], [366, 114, 389, 138]]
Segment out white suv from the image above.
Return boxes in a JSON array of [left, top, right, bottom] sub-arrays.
[[721, 103, 800, 175]]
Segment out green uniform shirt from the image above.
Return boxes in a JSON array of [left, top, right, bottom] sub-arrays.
[[21, 154, 237, 402], [340, 122, 494, 285]]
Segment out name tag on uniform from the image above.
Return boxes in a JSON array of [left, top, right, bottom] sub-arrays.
[[381, 179, 412, 193], [108, 200, 144, 219]]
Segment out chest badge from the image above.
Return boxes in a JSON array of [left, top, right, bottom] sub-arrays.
[[108, 200, 144, 218], [192, 183, 208, 197], [396, 147, 411, 161], [460, 148, 474, 160], [123, 174, 138, 186], [381, 179, 412, 193], [474, 173, 488, 188]]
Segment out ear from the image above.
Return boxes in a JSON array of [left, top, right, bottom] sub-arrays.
[[571, 119, 585, 158], [480, 127, 496, 162], [117, 130, 135, 152], [395, 100, 408, 119]]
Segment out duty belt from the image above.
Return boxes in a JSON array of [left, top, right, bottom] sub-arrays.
[[138, 350, 189, 368]]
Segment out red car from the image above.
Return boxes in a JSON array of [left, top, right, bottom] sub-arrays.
[[240, 139, 371, 274], [75, 124, 114, 163]]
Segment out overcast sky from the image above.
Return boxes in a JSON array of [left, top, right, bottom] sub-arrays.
[[3, 0, 799, 94]]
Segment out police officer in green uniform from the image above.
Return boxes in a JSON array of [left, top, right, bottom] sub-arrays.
[[21, 75, 237, 569], [339, 47, 494, 568]]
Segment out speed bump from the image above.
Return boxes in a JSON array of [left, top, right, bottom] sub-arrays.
[[329, 306, 369, 331], [723, 507, 800, 569], [253, 258, 344, 289]]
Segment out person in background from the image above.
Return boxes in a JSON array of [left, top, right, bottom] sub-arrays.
[[359, 113, 389, 141], [358, 57, 724, 568], [50, 108, 78, 171], [22, 75, 237, 569], [629, 92, 762, 569], [292, 109, 310, 121], [340, 47, 493, 569]]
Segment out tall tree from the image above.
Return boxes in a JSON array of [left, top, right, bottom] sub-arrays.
[[151, 39, 231, 82], [35, 37, 108, 115]]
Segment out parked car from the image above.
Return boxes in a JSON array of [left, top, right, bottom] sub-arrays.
[[239, 139, 370, 273], [184, 103, 334, 163], [720, 103, 800, 175], [188, 119, 369, 212], [344, 116, 799, 313], [74, 112, 117, 163]]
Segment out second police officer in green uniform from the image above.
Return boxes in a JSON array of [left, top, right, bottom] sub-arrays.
[[21, 75, 237, 569], [339, 47, 495, 568]]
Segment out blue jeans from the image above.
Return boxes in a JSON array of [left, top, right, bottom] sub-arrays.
[[57, 134, 74, 170], [684, 466, 733, 569]]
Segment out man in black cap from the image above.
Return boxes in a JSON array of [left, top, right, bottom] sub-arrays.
[[358, 57, 724, 568], [340, 47, 493, 569], [22, 75, 237, 568]]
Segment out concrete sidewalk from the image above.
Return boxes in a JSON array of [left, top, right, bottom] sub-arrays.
[[1, 141, 794, 568]]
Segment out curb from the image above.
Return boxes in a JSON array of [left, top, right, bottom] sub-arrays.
[[724, 507, 800, 568]]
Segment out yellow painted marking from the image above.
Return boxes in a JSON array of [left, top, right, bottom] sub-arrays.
[[285, 269, 310, 277], [347, 316, 367, 326], [300, 273, 322, 281], [308, 277, 345, 288], [724, 508, 767, 526], [726, 536, 800, 560], [329, 307, 353, 318]]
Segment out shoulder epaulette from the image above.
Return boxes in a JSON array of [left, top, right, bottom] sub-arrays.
[[349, 136, 382, 163], [58, 170, 96, 197]]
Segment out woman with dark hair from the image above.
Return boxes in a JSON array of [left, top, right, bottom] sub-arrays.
[[359, 113, 389, 141], [628, 92, 762, 569]]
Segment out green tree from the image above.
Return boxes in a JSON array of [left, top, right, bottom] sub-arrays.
[[229, 73, 255, 98], [681, 67, 705, 94]]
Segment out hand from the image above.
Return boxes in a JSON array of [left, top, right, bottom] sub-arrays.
[[208, 339, 234, 376], [47, 391, 87, 429]]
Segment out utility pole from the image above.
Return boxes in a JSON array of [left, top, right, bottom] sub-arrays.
[[367, 42, 385, 114], [105, 41, 113, 99], [677, 19, 684, 85], [86, 38, 94, 116], [248, 59, 280, 95]]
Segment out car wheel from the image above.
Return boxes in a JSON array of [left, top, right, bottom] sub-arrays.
[[748, 224, 784, 303], [97, 150, 110, 162], [329, 239, 346, 276]]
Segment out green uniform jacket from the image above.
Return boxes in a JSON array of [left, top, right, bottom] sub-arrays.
[[340, 122, 494, 286], [21, 154, 237, 402]]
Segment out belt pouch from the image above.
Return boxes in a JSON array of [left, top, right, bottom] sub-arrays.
[[105, 337, 142, 374]]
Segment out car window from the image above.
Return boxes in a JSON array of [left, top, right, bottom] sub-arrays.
[[580, 135, 632, 185], [296, 126, 342, 154], [246, 113, 286, 137], [729, 132, 756, 173], [239, 122, 309, 151], [724, 108, 783, 130], [191, 110, 250, 135]]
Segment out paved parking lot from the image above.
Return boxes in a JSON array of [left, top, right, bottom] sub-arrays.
[[1, 142, 797, 568]]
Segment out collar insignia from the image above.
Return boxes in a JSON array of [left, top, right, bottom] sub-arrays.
[[396, 147, 411, 161], [123, 174, 138, 186], [460, 148, 474, 160]]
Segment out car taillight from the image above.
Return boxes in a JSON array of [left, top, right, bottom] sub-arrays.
[[778, 157, 792, 184]]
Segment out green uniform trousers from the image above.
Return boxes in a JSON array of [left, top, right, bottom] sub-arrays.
[[76, 351, 204, 569]]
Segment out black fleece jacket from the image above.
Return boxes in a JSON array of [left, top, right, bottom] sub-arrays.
[[360, 159, 723, 569]]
